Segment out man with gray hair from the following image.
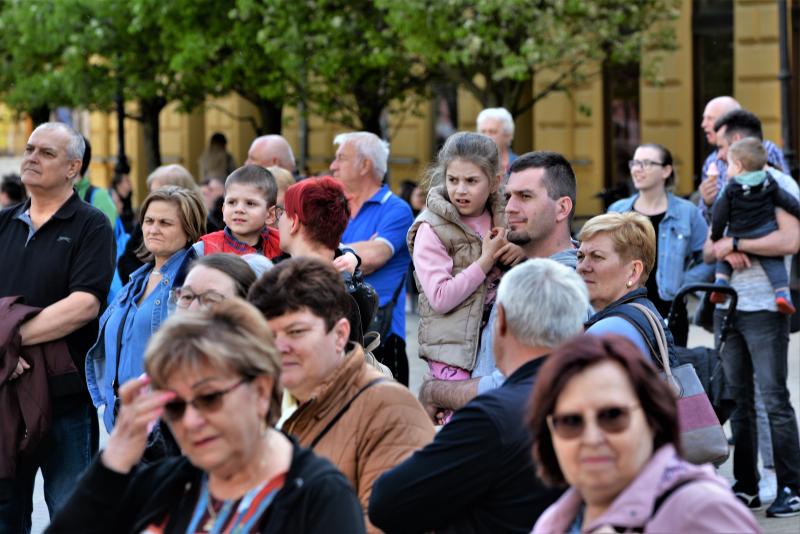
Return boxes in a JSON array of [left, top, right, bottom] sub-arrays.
[[330, 131, 414, 384], [477, 107, 517, 173], [0, 122, 114, 529], [246, 134, 296, 173], [369, 259, 588, 533]]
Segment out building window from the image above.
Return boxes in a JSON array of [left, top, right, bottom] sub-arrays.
[[601, 61, 641, 209], [692, 0, 734, 187], [432, 83, 458, 153]]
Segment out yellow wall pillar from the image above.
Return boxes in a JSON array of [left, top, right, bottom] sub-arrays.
[[735, 0, 782, 144], [640, 0, 694, 196], [180, 107, 206, 180], [534, 76, 605, 218]]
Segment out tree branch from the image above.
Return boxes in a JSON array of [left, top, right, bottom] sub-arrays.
[[513, 62, 592, 117], [204, 102, 260, 134]]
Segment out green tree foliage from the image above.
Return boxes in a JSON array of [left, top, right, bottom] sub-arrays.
[[0, 0, 204, 171], [241, 0, 430, 135], [378, 0, 680, 117], [0, 0, 105, 123], [0, 0, 682, 162], [162, 0, 287, 135]]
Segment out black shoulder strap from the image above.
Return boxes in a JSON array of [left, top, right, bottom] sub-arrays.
[[389, 274, 405, 305], [625, 480, 697, 533], [82, 183, 97, 203], [309, 377, 390, 449], [650, 480, 696, 518]]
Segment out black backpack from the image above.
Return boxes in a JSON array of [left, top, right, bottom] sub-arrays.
[[341, 269, 378, 346]]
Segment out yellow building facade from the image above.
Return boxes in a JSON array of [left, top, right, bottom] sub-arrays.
[[1, 0, 795, 218]]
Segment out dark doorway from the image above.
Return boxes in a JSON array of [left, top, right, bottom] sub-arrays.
[[692, 0, 734, 188], [601, 61, 641, 209]]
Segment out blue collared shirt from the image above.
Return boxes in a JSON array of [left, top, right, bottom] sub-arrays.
[[86, 247, 194, 431], [341, 184, 413, 340], [698, 140, 788, 220]]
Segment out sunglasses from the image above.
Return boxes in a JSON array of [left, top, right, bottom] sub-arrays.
[[547, 405, 641, 440], [163, 377, 252, 422]]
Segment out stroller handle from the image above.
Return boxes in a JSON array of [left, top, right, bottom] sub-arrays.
[[669, 283, 738, 341]]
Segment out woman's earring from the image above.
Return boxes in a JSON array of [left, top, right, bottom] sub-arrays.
[[626, 280, 633, 288]]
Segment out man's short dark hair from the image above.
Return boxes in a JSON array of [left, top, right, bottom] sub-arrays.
[[1, 173, 26, 204], [225, 164, 278, 207], [509, 151, 577, 218], [80, 136, 92, 177], [248, 257, 351, 331], [714, 109, 763, 141]]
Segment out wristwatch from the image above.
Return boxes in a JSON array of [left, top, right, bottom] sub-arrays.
[[732, 236, 740, 252]]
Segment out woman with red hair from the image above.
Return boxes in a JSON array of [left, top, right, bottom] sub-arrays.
[[275, 177, 379, 350], [280, 176, 351, 258]]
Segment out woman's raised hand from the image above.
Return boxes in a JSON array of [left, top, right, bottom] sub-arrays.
[[101, 376, 175, 474]]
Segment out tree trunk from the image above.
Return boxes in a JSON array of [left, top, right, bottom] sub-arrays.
[[358, 106, 384, 137], [140, 97, 165, 174], [257, 100, 283, 135], [29, 105, 51, 126]]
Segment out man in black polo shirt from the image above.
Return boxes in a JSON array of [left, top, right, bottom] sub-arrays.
[[369, 259, 590, 533], [0, 122, 114, 532]]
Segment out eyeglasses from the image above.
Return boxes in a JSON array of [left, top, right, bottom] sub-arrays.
[[547, 405, 641, 439], [169, 288, 226, 309], [163, 377, 252, 422], [628, 159, 665, 170]]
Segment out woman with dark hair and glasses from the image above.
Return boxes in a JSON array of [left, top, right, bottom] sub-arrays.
[[527, 333, 757, 533], [607, 144, 708, 345], [48, 298, 365, 533], [170, 253, 262, 312]]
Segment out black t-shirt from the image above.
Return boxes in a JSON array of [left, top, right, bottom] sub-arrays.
[[638, 210, 672, 317], [0, 191, 115, 381]]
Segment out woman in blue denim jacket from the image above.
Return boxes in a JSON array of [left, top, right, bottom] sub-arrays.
[[86, 186, 206, 431], [608, 143, 708, 345]]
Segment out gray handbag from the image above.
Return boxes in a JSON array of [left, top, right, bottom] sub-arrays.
[[629, 303, 730, 466]]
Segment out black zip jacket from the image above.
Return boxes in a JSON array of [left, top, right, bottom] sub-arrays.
[[46, 436, 365, 533]]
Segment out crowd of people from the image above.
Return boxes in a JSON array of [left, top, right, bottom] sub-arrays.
[[0, 91, 798, 533]]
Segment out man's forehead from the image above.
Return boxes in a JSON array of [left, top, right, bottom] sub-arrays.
[[479, 117, 501, 131], [336, 143, 355, 157], [28, 130, 67, 149], [507, 168, 545, 190]]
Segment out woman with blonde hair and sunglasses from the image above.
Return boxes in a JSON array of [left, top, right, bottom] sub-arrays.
[[49, 298, 365, 533], [527, 333, 758, 533]]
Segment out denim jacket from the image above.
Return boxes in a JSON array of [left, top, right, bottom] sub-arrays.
[[85, 247, 195, 431], [608, 193, 708, 301]]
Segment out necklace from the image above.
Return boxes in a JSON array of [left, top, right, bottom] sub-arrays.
[[203, 496, 221, 532]]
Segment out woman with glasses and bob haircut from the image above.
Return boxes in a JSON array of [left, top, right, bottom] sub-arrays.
[[49, 298, 365, 533], [607, 144, 708, 346], [171, 253, 272, 313], [528, 333, 758, 533]]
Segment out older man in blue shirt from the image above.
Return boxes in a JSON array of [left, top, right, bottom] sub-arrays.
[[330, 132, 414, 384]]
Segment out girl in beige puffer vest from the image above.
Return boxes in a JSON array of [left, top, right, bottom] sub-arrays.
[[407, 132, 525, 423]]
